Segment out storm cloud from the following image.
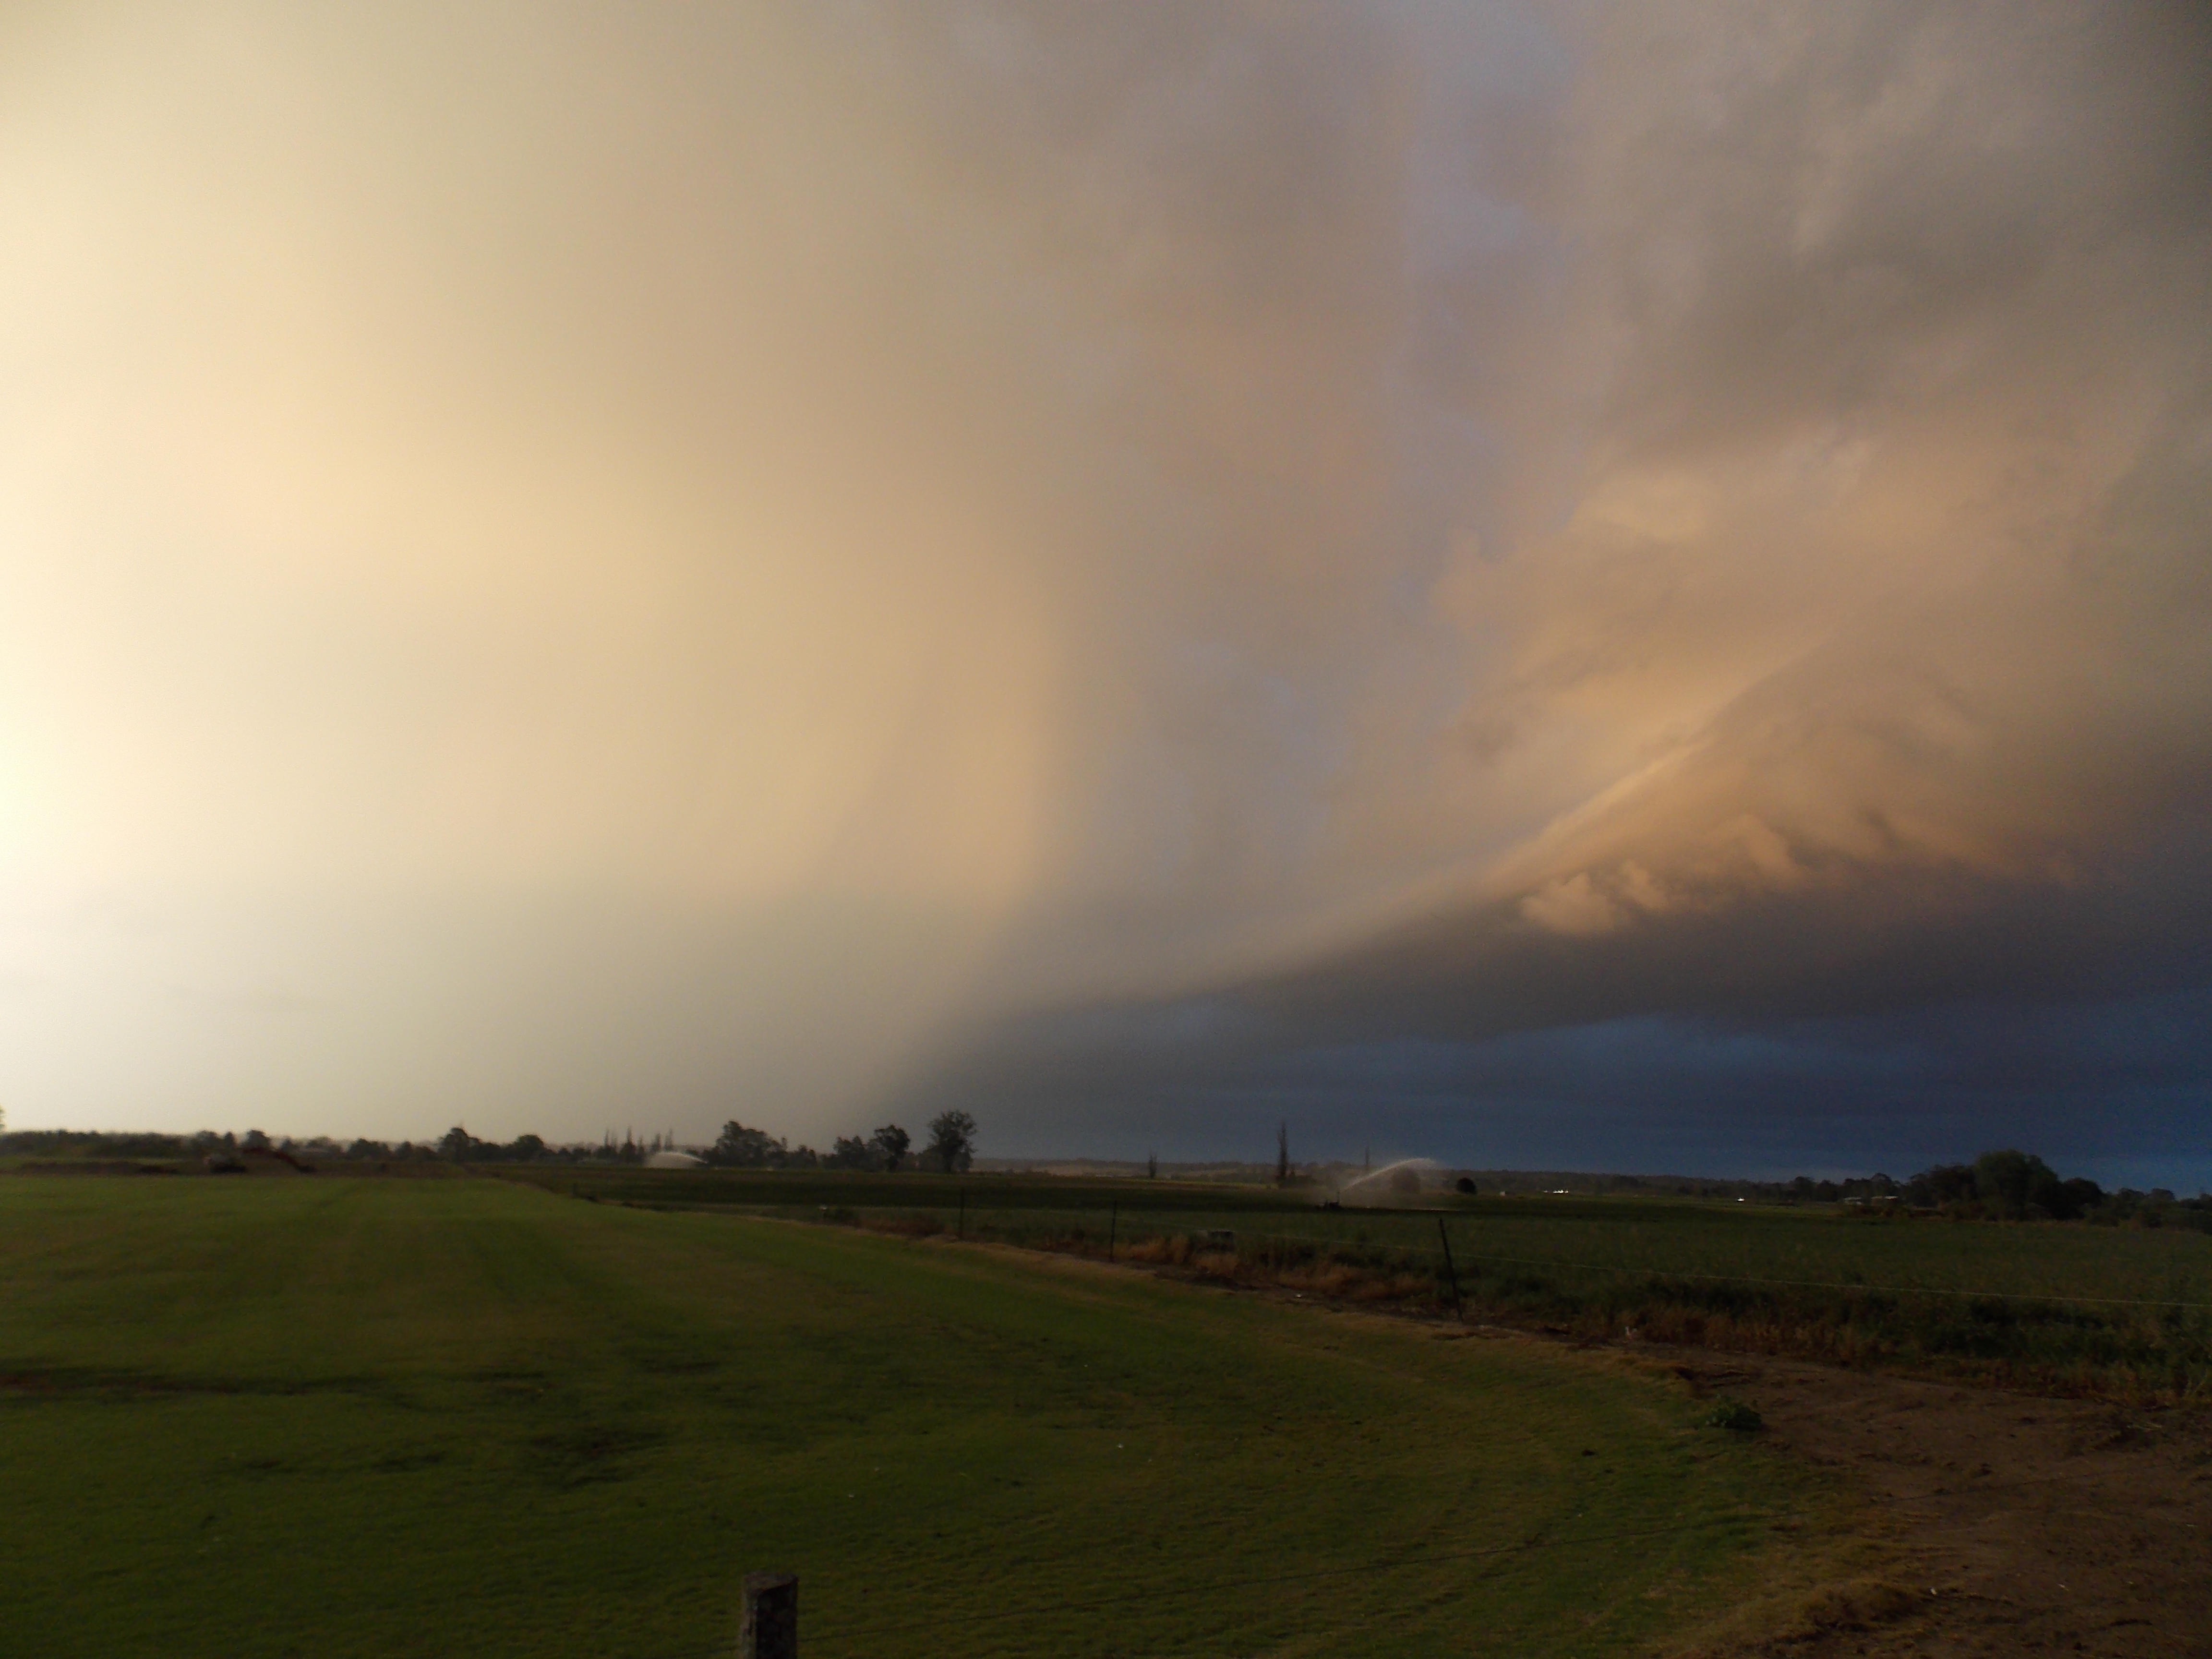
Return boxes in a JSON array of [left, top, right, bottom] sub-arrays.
[[2, 4, 2207, 1176]]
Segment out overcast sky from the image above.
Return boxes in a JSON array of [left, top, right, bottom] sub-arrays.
[[3, 3, 2207, 1183]]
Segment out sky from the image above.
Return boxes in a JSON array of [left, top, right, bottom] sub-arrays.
[[2, 2, 2207, 1184]]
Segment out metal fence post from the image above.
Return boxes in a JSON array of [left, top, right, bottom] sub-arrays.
[[739, 1571, 797, 1659], [1436, 1217, 1464, 1322]]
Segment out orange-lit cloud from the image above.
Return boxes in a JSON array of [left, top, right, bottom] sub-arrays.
[[1, 3, 2205, 1150]]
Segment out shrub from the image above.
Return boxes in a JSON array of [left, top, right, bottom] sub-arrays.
[[1704, 1397, 1764, 1432]]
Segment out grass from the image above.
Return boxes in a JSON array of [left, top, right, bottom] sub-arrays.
[[507, 1168, 2212, 1400], [0, 1176, 1815, 1658]]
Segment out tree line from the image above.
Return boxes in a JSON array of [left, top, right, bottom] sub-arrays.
[[1772, 1148, 2205, 1227], [0, 1112, 983, 1173], [706, 1109, 976, 1173]]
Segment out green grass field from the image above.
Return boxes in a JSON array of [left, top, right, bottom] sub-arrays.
[[506, 1167, 2212, 1398], [0, 1176, 1812, 1658]]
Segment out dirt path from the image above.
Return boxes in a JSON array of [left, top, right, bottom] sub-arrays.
[[1656, 1348, 2212, 1656]]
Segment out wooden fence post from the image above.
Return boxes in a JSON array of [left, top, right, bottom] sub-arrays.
[[739, 1571, 797, 1659], [1436, 1217, 1464, 1323]]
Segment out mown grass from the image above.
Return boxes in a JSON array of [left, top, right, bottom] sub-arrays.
[[0, 1176, 1812, 1658], [511, 1168, 2212, 1401]]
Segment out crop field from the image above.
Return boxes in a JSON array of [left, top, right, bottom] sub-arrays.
[[510, 1168, 2212, 1400], [0, 1176, 1812, 1658]]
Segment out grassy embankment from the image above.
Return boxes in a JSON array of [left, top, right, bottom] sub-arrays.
[[0, 1176, 1810, 1658], [508, 1167, 2212, 1402]]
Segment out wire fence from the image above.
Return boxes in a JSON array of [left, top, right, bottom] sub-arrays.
[[653, 1195, 2212, 1312], [1219, 1226, 2212, 1311]]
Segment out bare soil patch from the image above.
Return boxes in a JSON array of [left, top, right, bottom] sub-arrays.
[[1654, 1346, 2212, 1657]]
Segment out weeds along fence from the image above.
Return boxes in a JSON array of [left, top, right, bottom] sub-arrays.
[[802, 1216, 2188, 1405], [532, 1174, 2212, 1404]]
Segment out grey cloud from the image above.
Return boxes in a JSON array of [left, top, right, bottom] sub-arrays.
[[896, 3, 2212, 1175]]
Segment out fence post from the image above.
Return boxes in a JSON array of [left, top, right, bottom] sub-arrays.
[[1436, 1217, 1464, 1323], [739, 1571, 797, 1659]]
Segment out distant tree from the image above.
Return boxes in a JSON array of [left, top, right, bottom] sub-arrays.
[[242, 1129, 272, 1152], [828, 1134, 876, 1171], [709, 1121, 789, 1168], [1906, 1162, 1978, 1208], [1974, 1149, 2063, 1219], [2056, 1177, 2104, 1221], [871, 1124, 911, 1172], [508, 1133, 546, 1163], [925, 1110, 976, 1174], [440, 1125, 478, 1162]]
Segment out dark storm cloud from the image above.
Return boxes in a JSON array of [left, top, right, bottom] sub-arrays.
[[895, 3, 2212, 1176]]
